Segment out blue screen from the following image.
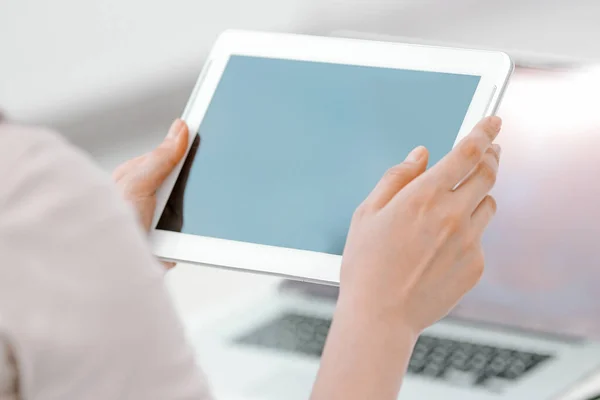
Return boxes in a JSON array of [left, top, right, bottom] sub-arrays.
[[162, 55, 480, 255]]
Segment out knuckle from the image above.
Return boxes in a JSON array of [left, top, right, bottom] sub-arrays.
[[154, 144, 177, 164], [383, 164, 411, 181], [111, 163, 129, 182], [407, 198, 427, 219], [481, 122, 498, 140], [440, 210, 464, 236], [459, 138, 484, 163], [352, 203, 371, 220], [410, 184, 437, 212], [478, 159, 498, 186]]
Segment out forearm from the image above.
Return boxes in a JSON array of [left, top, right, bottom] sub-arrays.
[[310, 296, 418, 400]]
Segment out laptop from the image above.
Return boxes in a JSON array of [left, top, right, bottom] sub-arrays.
[[187, 279, 600, 400], [185, 65, 600, 400]]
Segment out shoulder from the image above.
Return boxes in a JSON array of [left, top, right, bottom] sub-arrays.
[[0, 122, 160, 281], [0, 123, 212, 399], [0, 122, 160, 287]]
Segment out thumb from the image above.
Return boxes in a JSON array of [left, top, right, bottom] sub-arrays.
[[364, 146, 429, 209], [146, 119, 189, 188]]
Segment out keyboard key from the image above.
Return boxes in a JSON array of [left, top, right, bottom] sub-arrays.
[[296, 321, 315, 341], [314, 324, 329, 343], [444, 368, 478, 387], [423, 361, 444, 378], [449, 351, 469, 370], [483, 376, 511, 393], [468, 353, 490, 370], [486, 356, 508, 375], [502, 359, 528, 380]]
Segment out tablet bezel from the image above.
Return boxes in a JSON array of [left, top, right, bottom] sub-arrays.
[[150, 29, 513, 285]]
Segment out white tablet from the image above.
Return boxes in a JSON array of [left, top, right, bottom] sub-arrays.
[[150, 30, 513, 285]]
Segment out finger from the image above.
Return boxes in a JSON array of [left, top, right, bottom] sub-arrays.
[[454, 144, 501, 210], [111, 154, 144, 182], [162, 261, 177, 270], [147, 119, 189, 187], [428, 116, 502, 189], [470, 195, 497, 236], [363, 146, 428, 210]]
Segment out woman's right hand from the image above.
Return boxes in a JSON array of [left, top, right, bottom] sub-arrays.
[[311, 116, 502, 400], [340, 116, 502, 335]]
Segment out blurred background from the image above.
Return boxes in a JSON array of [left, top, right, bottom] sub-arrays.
[[2, 0, 599, 167], [3, 0, 600, 319], [3, 1, 600, 399]]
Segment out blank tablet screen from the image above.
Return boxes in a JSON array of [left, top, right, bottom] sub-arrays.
[[159, 55, 480, 255]]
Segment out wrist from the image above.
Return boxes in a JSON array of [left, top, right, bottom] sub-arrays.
[[335, 290, 420, 345], [314, 292, 419, 399]]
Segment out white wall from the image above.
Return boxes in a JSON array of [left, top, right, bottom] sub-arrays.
[[3, 0, 600, 127]]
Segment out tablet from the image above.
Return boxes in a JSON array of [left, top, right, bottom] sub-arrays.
[[150, 30, 513, 284]]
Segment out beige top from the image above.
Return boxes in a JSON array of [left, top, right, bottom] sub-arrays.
[[0, 120, 211, 399]]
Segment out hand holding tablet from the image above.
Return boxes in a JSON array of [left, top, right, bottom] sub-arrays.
[[314, 116, 502, 400], [338, 116, 502, 334]]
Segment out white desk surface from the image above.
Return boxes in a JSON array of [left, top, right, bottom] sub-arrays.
[[166, 263, 600, 400]]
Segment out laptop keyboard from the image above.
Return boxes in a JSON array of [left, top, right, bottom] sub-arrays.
[[236, 313, 553, 392]]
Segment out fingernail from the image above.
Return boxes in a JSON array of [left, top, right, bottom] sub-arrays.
[[488, 116, 502, 132], [167, 119, 185, 140], [405, 146, 426, 163], [492, 143, 502, 158]]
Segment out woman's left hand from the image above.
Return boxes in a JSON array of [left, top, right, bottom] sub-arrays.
[[114, 119, 188, 231], [113, 119, 189, 268]]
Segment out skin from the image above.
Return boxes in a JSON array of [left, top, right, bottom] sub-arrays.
[[113, 119, 190, 269], [312, 116, 501, 400], [114, 116, 502, 399], [113, 119, 189, 233]]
